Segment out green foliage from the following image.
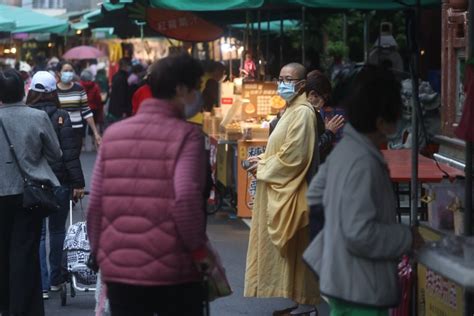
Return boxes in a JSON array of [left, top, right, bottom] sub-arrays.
[[326, 41, 348, 58]]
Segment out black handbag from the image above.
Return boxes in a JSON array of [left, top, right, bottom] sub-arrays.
[[0, 120, 61, 218]]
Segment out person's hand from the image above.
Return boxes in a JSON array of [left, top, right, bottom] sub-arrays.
[[325, 115, 345, 134], [193, 252, 215, 275], [247, 156, 261, 164], [73, 188, 85, 202], [246, 156, 260, 177], [94, 133, 102, 148], [248, 163, 258, 177], [411, 227, 425, 252]]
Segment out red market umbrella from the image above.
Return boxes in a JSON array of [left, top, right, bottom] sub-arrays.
[[63, 45, 106, 60]]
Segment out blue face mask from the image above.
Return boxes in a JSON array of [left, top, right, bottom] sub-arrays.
[[61, 71, 74, 84], [184, 91, 203, 119], [277, 82, 296, 101]]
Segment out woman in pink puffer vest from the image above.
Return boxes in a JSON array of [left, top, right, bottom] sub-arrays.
[[87, 54, 209, 316]]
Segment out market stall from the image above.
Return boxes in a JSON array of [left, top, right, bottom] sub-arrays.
[[203, 80, 283, 216]]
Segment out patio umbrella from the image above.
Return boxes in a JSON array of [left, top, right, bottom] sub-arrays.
[[63, 46, 106, 60]]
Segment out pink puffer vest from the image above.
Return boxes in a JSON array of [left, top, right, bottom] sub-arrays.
[[87, 98, 207, 286]]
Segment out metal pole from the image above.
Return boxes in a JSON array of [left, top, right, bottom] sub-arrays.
[[228, 29, 233, 79], [466, 0, 474, 238], [409, 3, 421, 316], [465, 1, 474, 315], [266, 11, 270, 63], [280, 10, 284, 68], [410, 0, 421, 228], [302, 6, 306, 66], [467, 143, 473, 235], [343, 13, 348, 61], [364, 13, 370, 62], [257, 10, 261, 81]]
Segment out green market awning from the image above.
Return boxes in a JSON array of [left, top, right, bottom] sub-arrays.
[[104, 0, 440, 11], [0, 4, 68, 34], [70, 9, 103, 31], [71, 21, 89, 30], [0, 16, 16, 32], [230, 20, 299, 32]]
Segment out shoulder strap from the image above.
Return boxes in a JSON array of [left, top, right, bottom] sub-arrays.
[[0, 119, 28, 182]]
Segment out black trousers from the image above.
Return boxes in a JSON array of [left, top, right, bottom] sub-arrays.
[[107, 282, 205, 316], [0, 195, 44, 316]]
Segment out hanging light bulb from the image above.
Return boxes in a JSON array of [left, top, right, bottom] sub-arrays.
[[10, 47, 17, 54]]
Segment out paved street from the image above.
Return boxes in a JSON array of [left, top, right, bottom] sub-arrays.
[[44, 151, 329, 316]]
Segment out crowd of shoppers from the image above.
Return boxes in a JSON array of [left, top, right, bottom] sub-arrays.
[[0, 52, 422, 316]]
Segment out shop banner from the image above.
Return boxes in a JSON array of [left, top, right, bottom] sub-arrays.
[[146, 8, 223, 42], [237, 141, 266, 217], [241, 82, 284, 118]]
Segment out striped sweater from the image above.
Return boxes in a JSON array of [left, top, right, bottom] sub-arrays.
[[57, 83, 93, 129]]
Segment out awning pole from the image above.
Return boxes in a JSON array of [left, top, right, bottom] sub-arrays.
[[410, 0, 421, 228], [465, 2, 474, 315], [466, 0, 474, 238], [343, 12, 348, 61], [364, 13, 370, 62], [302, 6, 306, 66], [228, 29, 233, 79], [280, 10, 284, 68], [257, 10, 262, 81], [266, 11, 270, 75]]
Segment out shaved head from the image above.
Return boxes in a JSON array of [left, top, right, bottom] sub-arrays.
[[281, 63, 306, 80]]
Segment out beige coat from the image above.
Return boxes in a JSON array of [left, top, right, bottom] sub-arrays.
[[244, 94, 320, 305]]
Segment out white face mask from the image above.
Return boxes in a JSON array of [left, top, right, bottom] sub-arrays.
[[60, 71, 74, 84], [277, 82, 296, 101]]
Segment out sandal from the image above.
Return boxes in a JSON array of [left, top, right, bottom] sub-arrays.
[[273, 305, 298, 316], [290, 305, 318, 316]]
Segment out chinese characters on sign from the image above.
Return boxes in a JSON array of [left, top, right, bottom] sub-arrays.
[[153, 16, 199, 32], [246, 146, 266, 209], [146, 8, 223, 42], [242, 82, 279, 116], [425, 269, 457, 309]]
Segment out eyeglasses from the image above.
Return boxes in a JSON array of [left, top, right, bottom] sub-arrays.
[[277, 78, 304, 84]]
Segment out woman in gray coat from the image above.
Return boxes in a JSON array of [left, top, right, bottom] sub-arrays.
[[0, 69, 62, 316], [305, 65, 421, 315]]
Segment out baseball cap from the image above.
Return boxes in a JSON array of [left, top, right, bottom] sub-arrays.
[[30, 71, 57, 93], [19, 61, 32, 73]]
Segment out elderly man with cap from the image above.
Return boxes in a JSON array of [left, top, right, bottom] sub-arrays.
[[244, 63, 320, 315], [26, 71, 86, 299]]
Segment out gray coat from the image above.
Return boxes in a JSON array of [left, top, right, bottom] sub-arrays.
[[304, 123, 412, 308], [0, 103, 62, 196]]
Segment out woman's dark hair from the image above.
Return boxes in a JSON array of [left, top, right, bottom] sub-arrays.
[[26, 90, 61, 108], [344, 64, 402, 133], [56, 61, 75, 73], [148, 54, 204, 99], [305, 70, 332, 106], [0, 69, 25, 103]]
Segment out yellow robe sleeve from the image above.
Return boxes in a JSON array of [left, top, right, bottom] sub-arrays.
[[257, 106, 316, 254]]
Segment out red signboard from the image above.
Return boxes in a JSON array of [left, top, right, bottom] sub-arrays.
[[146, 8, 224, 42]]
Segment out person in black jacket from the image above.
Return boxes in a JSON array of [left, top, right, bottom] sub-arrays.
[[107, 58, 132, 124], [26, 71, 86, 299], [305, 70, 345, 163]]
